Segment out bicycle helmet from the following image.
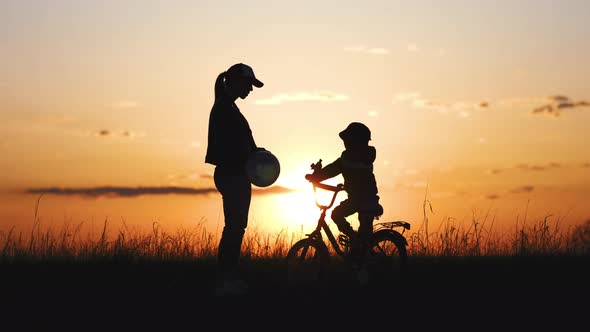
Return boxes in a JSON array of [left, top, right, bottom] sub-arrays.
[[339, 122, 371, 143]]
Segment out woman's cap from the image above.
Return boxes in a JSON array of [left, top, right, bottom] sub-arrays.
[[226, 63, 264, 88]]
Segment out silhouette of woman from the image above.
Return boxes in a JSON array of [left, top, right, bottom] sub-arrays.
[[205, 63, 264, 295]]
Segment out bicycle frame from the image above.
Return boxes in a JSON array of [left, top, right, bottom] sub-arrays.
[[304, 182, 350, 257]]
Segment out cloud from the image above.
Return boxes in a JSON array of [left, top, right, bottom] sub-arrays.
[[95, 129, 141, 138], [255, 91, 350, 105], [407, 43, 419, 52], [518, 164, 546, 171], [253, 186, 295, 195], [23, 185, 295, 198], [398, 181, 428, 189], [25, 186, 217, 198], [344, 45, 390, 55], [531, 95, 590, 117], [510, 186, 535, 194], [105, 100, 140, 109], [485, 168, 503, 175], [391, 94, 589, 118], [515, 163, 563, 171], [488, 162, 567, 175], [392, 92, 420, 103], [392, 91, 487, 117], [367, 48, 390, 54]]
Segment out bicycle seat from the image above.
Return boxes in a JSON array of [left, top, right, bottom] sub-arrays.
[[360, 204, 384, 218]]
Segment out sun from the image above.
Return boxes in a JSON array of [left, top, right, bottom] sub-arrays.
[[268, 171, 347, 235]]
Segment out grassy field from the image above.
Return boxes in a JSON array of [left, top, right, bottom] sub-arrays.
[[2, 201, 589, 260], [1, 212, 589, 328]]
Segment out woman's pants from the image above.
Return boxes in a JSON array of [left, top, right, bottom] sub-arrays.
[[213, 166, 252, 282]]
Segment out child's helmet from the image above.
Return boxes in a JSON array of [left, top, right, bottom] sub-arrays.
[[339, 122, 371, 143]]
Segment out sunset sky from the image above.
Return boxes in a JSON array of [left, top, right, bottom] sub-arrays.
[[1, 0, 589, 237]]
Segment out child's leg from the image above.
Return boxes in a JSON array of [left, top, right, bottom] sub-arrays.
[[330, 199, 357, 237], [357, 213, 374, 245], [357, 213, 374, 264], [332, 200, 365, 267]]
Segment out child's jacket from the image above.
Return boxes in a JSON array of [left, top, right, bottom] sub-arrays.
[[311, 145, 379, 205]]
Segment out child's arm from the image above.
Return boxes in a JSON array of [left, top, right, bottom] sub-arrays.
[[305, 158, 342, 182]]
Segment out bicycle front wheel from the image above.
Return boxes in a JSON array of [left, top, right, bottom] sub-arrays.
[[286, 238, 329, 285], [364, 230, 408, 282]]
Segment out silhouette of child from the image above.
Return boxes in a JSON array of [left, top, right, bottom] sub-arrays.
[[305, 122, 382, 263]]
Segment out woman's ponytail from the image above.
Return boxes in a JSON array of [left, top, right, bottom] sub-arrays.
[[214, 71, 226, 101]]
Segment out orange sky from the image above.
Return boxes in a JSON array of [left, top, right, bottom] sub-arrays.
[[1, 0, 589, 237]]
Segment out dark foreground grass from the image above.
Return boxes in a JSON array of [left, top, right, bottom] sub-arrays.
[[1, 254, 588, 329]]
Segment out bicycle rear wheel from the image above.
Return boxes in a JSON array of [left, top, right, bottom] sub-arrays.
[[286, 238, 329, 285], [363, 230, 408, 282]]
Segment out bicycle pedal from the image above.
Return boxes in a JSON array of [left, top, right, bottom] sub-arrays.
[[338, 234, 350, 247]]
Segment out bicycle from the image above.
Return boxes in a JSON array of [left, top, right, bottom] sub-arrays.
[[286, 160, 411, 285]]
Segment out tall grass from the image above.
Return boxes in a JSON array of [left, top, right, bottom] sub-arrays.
[[407, 193, 589, 257], [1, 216, 588, 263], [408, 214, 589, 257], [1, 196, 589, 262]]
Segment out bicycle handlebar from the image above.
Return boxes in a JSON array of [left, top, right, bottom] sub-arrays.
[[310, 181, 344, 210], [307, 159, 345, 210], [313, 182, 344, 192]]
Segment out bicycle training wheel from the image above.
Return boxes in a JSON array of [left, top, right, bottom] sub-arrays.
[[364, 231, 408, 282], [286, 238, 329, 285]]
